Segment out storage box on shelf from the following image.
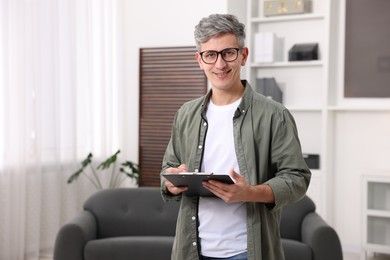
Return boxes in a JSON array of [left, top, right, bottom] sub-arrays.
[[263, 0, 312, 17]]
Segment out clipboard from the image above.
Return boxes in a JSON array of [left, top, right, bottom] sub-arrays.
[[162, 172, 234, 197]]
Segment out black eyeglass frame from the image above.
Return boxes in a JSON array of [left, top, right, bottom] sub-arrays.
[[199, 48, 242, 64]]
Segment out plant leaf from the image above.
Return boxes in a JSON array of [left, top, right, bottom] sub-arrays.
[[67, 168, 83, 184], [82, 153, 93, 167], [121, 161, 141, 175], [68, 153, 93, 184], [119, 160, 141, 185], [97, 150, 120, 170]]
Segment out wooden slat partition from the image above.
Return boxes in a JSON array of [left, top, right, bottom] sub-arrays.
[[139, 46, 207, 187]]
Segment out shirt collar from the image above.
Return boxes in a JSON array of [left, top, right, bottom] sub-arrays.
[[201, 80, 253, 118]]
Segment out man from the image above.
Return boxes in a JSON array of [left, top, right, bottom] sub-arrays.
[[160, 14, 311, 260]]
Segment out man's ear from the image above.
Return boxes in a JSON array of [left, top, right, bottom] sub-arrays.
[[196, 52, 204, 69], [241, 47, 249, 66]]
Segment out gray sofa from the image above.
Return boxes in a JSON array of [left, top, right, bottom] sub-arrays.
[[54, 187, 179, 260], [54, 187, 343, 260], [281, 196, 343, 260]]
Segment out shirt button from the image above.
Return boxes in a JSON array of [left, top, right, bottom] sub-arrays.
[[192, 242, 197, 246], [203, 122, 207, 126], [194, 169, 199, 172], [198, 145, 202, 149], [192, 216, 196, 220]]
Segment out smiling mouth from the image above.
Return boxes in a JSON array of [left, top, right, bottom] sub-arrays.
[[214, 70, 231, 78]]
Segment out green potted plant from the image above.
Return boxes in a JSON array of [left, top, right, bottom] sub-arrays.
[[67, 150, 141, 190]]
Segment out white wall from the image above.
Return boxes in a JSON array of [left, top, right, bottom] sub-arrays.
[[118, 0, 228, 162], [329, 0, 390, 253], [333, 112, 390, 252]]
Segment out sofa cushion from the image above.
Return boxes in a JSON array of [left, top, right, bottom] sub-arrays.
[[282, 239, 312, 260], [84, 187, 180, 238], [84, 236, 174, 260]]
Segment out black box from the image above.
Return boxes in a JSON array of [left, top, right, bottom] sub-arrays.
[[303, 154, 320, 169], [255, 77, 283, 103], [288, 43, 319, 61]]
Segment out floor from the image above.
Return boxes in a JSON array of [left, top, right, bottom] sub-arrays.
[[344, 252, 390, 260]]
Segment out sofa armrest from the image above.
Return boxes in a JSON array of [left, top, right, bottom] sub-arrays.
[[301, 212, 343, 260], [54, 210, 97, 260]]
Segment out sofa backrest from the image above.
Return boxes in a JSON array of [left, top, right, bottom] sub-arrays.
[[280, 195, 316, 241], [83, 187, 180, 239]]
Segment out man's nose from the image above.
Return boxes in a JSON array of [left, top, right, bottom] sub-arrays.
[[214, 53, 228, 68]]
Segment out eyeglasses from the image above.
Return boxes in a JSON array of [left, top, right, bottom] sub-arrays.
[[199, 48, 241, 64]]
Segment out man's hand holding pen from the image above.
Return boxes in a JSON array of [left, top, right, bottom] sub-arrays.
[[165, 162, 189, 195]]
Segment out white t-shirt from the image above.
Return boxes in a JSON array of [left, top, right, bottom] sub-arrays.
[[199, 98, 247, 258]]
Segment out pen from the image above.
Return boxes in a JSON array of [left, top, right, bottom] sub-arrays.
[[166, 162, 179, 168]]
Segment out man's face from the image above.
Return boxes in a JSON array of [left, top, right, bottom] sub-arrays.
[[196, 33, 248, 92]]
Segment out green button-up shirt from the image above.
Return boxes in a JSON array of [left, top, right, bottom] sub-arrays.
[[160, 80, 311, 260]]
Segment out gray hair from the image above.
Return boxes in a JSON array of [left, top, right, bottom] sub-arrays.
[[194, 14, 246, 51]]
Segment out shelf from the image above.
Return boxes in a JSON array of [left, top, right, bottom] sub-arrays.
[[251, 60, 323, 68], [363, 175, 390, 256], [247, 0, 330, 220], [367, 215, 390, 246], [251, 13, 325, 23], [310, 169, 322, 175], [287, 106, 322, 112], [367, 210, 390, 218], [365, 243, 390, 254], [328, 106, 390, 112]]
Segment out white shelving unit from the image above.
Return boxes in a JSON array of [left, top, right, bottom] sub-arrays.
[[362, 175, 390, 259], [245, 0, 333, 219], [225, 0, 390, 253]]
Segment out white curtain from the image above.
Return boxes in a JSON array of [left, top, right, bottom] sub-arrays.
[[0, 0, 124, 259]]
